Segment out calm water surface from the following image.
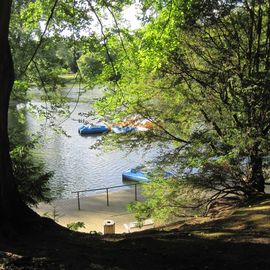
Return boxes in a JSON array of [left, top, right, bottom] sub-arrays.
[[11, 87, 156, 199], [12, 87, 268, 198]]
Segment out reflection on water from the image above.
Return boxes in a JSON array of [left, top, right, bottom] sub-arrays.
[[10, 87, 156, 199]]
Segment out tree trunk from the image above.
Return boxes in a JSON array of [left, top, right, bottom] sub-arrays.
[[250, 146, 265, 193], [0, 0, 38, 233]]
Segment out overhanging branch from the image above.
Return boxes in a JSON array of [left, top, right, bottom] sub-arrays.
[[20, 0, 59, 77]]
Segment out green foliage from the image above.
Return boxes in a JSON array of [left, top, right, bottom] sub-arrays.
[[82, 1, 270, 222], [77, 52, 104, 79], [10, 142, 53, 206], [13, 80, 30, 102], [42, 206, 61, 222], [10, 0, 270, 223], [10, 0, 91, 136], [92, 1, 269, 172], [67, 221, 85, 231], [128, 178, 205, 223]]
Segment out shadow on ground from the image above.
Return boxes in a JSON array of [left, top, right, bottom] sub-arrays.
[[1, 195, 270, 269]]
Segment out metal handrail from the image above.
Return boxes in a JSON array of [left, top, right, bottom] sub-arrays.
[[71, 183, 141, 210]]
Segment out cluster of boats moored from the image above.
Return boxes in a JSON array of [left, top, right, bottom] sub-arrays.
[[78, 117, 153, 135], [78, 117, 173, 183], [78, 117, 157, 182]]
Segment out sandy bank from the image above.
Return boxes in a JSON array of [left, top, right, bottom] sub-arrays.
[[33, 186, 154, 234]]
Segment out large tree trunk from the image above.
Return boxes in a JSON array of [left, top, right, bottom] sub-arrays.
[[249, 145, 265, 193], [250, 156, 265, 193], [0, 0, 39, 233]]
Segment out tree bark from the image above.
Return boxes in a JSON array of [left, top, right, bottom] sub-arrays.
[[250, 146, 265, 193], [0, 0, 38, 232]]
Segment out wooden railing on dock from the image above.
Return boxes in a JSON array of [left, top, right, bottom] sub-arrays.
[[71, 183, 140, 210]]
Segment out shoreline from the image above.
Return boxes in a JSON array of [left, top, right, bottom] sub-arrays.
[[33, 186, 154, 234]]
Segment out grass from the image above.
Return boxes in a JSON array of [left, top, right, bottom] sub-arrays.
[[58, 73, 77, 81]]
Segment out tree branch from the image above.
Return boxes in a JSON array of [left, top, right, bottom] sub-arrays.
[[20, 0, 59, 77], [200, 109, 223, 137]]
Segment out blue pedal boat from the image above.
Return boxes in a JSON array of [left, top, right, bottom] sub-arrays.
[[122, 169, 149, 182], [78, 125, 109, 135], [122, 168, 174, 183], [111, 126, 137, 134]]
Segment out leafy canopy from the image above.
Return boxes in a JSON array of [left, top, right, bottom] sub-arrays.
[[79, 0, 270, 221]]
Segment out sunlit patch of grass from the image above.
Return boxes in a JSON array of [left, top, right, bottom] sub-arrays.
[[59, 73, 78, 85], [239, 205, 270, 212], [232, 211, 249, 216], [247, 214, 267, 222], [191, 231, 234, 239], [59, 73, 77, 80], [224, 223, 247, 231], [257, 223, 270, 229]]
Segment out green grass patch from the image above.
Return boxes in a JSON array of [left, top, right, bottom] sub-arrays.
[[192, 231, 235, 239], [58, 73, 77, 84]]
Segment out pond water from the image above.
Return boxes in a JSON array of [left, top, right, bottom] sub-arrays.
[[9, 86, 156, 199]]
